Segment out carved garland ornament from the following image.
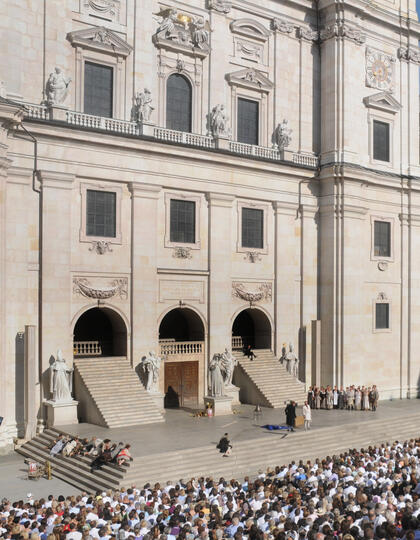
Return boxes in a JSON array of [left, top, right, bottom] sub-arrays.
[[398, 46, 420, 65], [232, 282, 272, 303], [73, 278, 128, 300], [208, 0, 232, 13], [320, 23, 366, 45], [272, 18, 294, 34]]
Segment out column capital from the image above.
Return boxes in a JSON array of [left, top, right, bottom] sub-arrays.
[[272, 200, 298, 216], [129, 182, 161, 199], [205, 192, 235, 208], [39, 170, 75, 190]]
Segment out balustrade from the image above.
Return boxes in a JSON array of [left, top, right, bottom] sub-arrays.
[[159, 340, 204, 357], [74, 341, 102, 357]]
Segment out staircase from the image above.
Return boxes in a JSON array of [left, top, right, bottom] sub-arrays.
[[232, 349, 307, 407], [74, 357, 164, 428], [124, 410, 420, 488], [16, 427, 129, 492]]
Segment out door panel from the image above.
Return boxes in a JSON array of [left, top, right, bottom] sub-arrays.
[[164, 361, 198, 407]]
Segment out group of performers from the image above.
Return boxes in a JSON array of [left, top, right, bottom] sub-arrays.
[[307, 384, 379, 411]]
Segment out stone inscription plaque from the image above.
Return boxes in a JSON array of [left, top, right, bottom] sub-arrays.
[[159, 280, 205, 303]]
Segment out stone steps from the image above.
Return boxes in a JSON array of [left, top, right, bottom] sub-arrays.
[[74, 357, 164, 428], [123, 413, 420, 486], [16, 428, 129, 492], [232, 350, 307, 407]]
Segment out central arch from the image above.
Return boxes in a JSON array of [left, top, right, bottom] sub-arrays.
[[158, 307, 205, 409], [73, 306, 127, 357], [232, 307, 272, 350]]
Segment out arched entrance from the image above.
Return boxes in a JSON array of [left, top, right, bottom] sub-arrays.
[[159, 307, 205, 408], [232, 308, 272, 350], [73, 307, 127, 357]]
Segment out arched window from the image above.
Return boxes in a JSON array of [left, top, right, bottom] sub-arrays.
[[166, 74, 192, 132]]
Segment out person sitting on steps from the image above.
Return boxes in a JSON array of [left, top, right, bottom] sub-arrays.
[[244, 344, 257, 361]]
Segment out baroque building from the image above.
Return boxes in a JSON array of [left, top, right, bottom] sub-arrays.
[[0, 0, 419, 452]]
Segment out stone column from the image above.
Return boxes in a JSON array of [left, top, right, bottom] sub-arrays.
[[24, 325, 38, 439], [129, 182, 161, 376], [39, 171, 75, 410], [207, 193, 235, 358], [0, 101, 25, 453]]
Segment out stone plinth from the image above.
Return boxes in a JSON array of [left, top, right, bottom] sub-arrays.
[[149, 392, 165, 412], [48, 104, 68, 122], [45, 400, 78, 428], [224, 385, 240, 405], [205, 395, 233, 416], [141, 122, 156, 137], [214, 136, 230, 151]]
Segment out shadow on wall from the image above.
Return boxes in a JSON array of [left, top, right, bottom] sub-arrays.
[[135, 359, 147, 389], [15, 332, 25, 438], [417, 372, 420, 398]]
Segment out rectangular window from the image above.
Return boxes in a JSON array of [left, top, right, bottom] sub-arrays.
[[86, 189, 116, 238], [237, 98, 259, 145], [375, 303, 390, 330], [242, 207, 264, 249], [84, 62, 113, 118], [373, 120, 390, 162], [170, 199, 195, 244], [374, 221, 391, 257]]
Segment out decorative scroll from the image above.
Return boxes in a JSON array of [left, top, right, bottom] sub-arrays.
[[73, 277, 128, 300]]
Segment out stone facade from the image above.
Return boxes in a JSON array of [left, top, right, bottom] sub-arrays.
[[0, 0, 420, 451]]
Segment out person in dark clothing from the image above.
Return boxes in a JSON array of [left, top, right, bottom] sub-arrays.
[[91, 439, 114, 471], [244, 344, 257, 361], [285, 401, 296, 432], [216, 433, 232, 456]]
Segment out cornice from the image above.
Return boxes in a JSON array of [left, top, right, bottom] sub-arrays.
[[129, 182, 161, 198]]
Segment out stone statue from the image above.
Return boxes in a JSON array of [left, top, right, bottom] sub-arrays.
[[0, 81, 6, 99], [273, 119, 292, 150], [208, 353, 225, 397], [45, 67, 71, 106], [221, 348, 237, 387], [133, 88, 154, 123], [49, 350, 73, 402], [285, 343, 299, 379], [192, 17, 209, 49], [209, 104, 229, 138], [156, 8, 178, 39], [141, 351, 161, 392]]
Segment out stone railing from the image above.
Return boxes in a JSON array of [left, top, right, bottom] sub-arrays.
[[231, 336, 243, 350], [153, 127, 215, 149], [23, 104, 318, 168], [159, 340, 204, 357], [74, 340, 102, 357], [23, 103, 49, 120]]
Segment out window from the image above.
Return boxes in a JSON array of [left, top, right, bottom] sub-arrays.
[[242, 207, 264, 249], [237, 98, 259, 145], [84, 62, 113, 118], [166, 74, 192, 132], [373, 120, 390, 162], [374, 221, 391, 257], [86, 189, 116, 238], [375, 303, 389, 330], [170, 199, 195, 243]]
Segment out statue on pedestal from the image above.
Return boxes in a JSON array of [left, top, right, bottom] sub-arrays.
[[221, 348, 237, 387], [208, 353, 225, 397], [209, 104, 230, 138], [273, 119, 292, 150], [45, 67, 71, 106], [49, 350, 73, 403], [285, 343, 299, 379], [141, 351, 162, 392], [192, 17, 210, 49], [132, 89, 154, 124]]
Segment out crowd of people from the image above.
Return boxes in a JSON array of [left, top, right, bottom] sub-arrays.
[[1, 437, 419, 540], [306, 387, 379, 412], [48, 435, 133, 469]]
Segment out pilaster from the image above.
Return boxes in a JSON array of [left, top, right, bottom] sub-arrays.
[[207, 193, 235, 358], [39, 171, 75, 407], [129, 182, 161, 373]]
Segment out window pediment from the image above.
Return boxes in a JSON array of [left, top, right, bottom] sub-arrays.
[[226, 68, 273, 93], [363, 92, 401, 114], [230, 19, 270, 42], [66, 26, 133, 57]]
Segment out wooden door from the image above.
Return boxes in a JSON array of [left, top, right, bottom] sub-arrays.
[[164, 361, 198, 407]]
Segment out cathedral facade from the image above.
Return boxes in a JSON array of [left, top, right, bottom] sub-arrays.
[[0, 0, 420, 452]]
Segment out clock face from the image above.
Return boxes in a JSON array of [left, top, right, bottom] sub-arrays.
[[366, 51, 393, 91]]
